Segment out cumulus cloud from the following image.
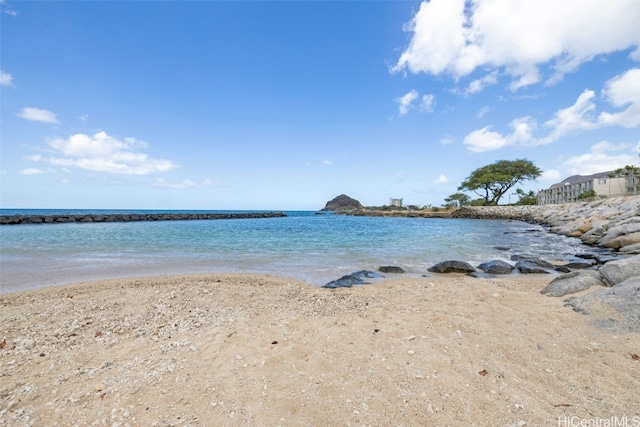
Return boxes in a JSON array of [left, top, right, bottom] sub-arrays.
[[561, 140, 637, 175], [598, 68, 640, 128], [395, 90, 436, 115], [19, 168, 45, 175], [420, 94, 436, 112], [322, 159, 334, 166], [17, 107, 59, 124], [0, 69, 13, 86], [433, 174, 449, 184], [465, 71, 498, 95], [395, 90, 419, 115], [539, 169, 562, 182], [392, 0, 640, 90], [463, 69, 640, 152], [28, 131, 178, 175]]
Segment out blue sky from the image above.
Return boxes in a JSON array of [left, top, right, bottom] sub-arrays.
[[1, 0, 639, 210]]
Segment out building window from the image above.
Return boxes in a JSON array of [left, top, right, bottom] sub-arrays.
[[598, 178, 606, 184]]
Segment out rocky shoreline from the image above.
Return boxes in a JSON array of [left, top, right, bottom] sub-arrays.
[[0, 211, 287, 225], [453, 196, 640, 254]]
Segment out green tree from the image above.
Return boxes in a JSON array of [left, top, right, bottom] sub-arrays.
[[443, 192, 471, 208], [458, 159, 542, 206], [515, 189, 538, 205]]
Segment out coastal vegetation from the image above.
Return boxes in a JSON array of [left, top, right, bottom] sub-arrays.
[[457, 159, 542, 206]]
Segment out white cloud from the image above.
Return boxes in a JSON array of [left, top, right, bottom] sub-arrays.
[[28, 131, 178, 175], [465, 71, 498, 95], [322, 159, 333, 166], [463, 126, 510, 152], [476, 106, 491, 118], [538, 90, 598, 145], [420, 94, 436, 113], [540, 169, 562, 182], [152, 178, 219, 189], [78, 114, 89, 122], [392, 0, 640, 90], [0, 69, 13, 86], [17, 107, 59, 124], [395, 90, 419, 115], [433, 174, 449, 184], [561, 140, 637, 175], [463, 69, 640, 152], [440, 135, 453, 145], [20, 168, 45, 175], [598, 68, 640, 128]]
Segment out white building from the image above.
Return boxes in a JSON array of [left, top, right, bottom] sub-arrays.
[[537, 171, 633, 205], [389, 198, 403, 207]]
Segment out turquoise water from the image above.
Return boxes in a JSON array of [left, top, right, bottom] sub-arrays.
[[0, 210, 592, 292]]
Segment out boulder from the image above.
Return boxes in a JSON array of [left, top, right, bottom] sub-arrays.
[[563, 260, 597, 269], [378, 266, 405, 274], [322, 270, 384, 288], [477, 260, 514, 275], [515, 258, 555, 274], [540, 271, 605, 297], [563, 277, 640, 333], [598, 255, 640, 286], [427, 260, 476, 274]]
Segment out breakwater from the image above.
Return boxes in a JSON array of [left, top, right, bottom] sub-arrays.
[[0, 211, 286, 225], [451, 195, 640, 254]]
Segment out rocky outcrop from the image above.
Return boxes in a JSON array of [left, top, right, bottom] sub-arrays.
[[451, 196, 640, 254], [563, 276, 640, 333], [540, 270, 606, 297], [321, 194, 363, 211], [477, 260, 515, 274], [0, 211, 287, 225], [427, 260, 476, 274], [322, 270, 384, 288]]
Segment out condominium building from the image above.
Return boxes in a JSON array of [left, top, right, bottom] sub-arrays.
[[537, 171, 631, 205]]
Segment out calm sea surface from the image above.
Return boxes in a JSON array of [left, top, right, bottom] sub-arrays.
[[0, 209, 594, 293]]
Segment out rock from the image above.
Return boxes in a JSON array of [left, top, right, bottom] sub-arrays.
[[598, 255, 640, 286], [322, 270, 384, 288], [540, 271, 605, 297], [515, 258, 554, 274], [563, 277, 640, 333], [321, 194, 363, 211], [493, 246, 511, 251], [427, 260, 476, 274], [477, 260, 515, 275], [563, 260, 597, 269], [378, 266, 405, 274], [620, 243, 640, 254]]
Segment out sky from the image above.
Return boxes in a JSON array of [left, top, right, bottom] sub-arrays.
[[1, 0, 639, 210]]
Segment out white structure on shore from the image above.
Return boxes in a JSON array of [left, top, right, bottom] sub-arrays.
[[389, 198, 403, 207], [537, 170, 639, 205]]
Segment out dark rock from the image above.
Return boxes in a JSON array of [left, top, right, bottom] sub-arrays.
[[468, 271, 495, 278], [477, 260, 514, 275], [427, 260, 476, 274], [321, 194, 363, 211], [378, 266, 405, 274], [599, 255, 640, 286], [541, 270, 605, 297], [516, 260, 552, 274], [563, 277, 640, 333], [563, 260, 597, 270], [575, 253, 599, 260], [554, 265, 571, 273], [322, 270, 384, 289], [493, 246, 511, 251]]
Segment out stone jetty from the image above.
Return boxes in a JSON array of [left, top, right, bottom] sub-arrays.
[[451, 195, 640, 254], [0, 211, 286, 225]]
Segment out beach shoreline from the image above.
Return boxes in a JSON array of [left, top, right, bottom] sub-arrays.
[[2, 272, 638, 426]]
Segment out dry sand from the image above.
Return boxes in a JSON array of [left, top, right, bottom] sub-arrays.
[[1, 273, 639, 426]]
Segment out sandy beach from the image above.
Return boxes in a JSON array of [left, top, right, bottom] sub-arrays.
[[1, 273, 639, 426]]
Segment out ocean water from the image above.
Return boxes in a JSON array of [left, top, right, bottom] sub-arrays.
[[0, 209, 595, 293]]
